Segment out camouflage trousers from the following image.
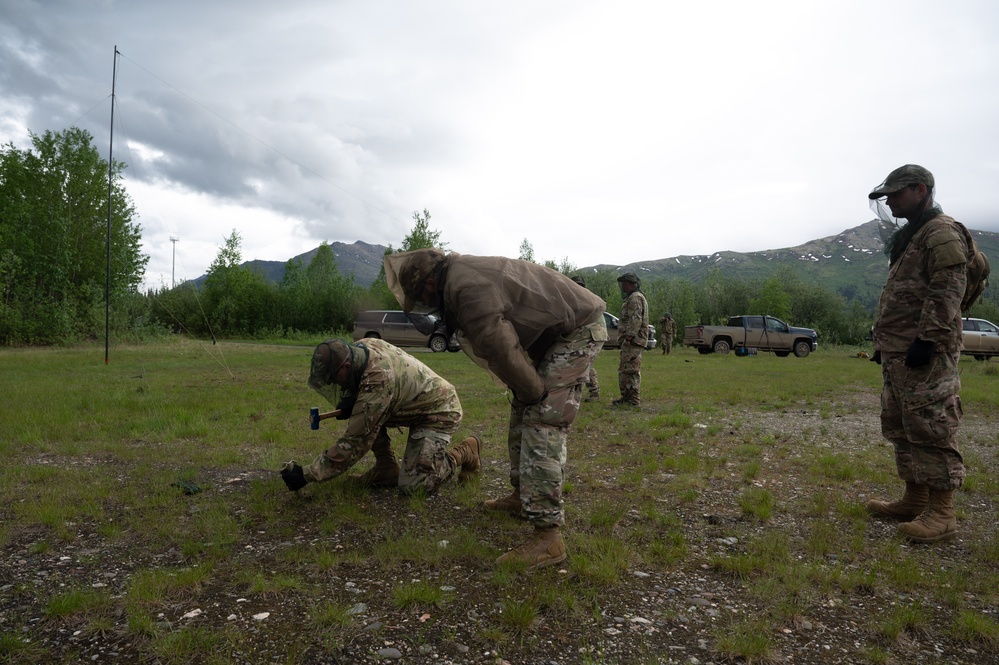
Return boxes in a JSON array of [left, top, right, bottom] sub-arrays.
[[661, 337, 673, 354], [505, 317, 605, 528], [584, 365, 600, 398], [881, 351, 964, 490], [305, 417, 460, 494], [618, 342, 645, 404]]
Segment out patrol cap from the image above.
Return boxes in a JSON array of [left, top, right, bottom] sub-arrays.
[[309, 339, 350, 391], [868, 164, 934, 200], [617, 272, 640, 285]]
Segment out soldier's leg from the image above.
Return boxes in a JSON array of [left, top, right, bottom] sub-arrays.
[[397, 420, 460, 495], [897, 352, 964, 490], [896, 353, 963, 542], [615, 344, 643, 405], [868, 354, 929, 518], [519, 323, 602, 527]]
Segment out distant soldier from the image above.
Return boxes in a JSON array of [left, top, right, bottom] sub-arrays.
[[281, 338, 481, 495], [658, 312, 676, 355], [572, 275, 601, 401], [613, 273, 648, 406]]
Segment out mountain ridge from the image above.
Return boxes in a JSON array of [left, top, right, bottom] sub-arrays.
[[208, 222, 999, 304]]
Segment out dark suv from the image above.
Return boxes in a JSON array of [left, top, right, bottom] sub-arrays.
[[352, 310, 459, 353]]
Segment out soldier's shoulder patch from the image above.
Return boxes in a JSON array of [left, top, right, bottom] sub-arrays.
[[924, 221, 967, 269]]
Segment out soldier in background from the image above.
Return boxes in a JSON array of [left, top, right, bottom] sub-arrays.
[[572, 275, 601, 402], [281, 338, 481, 495], [384, 249, 607, 569], [658, 312, 676, 355], [866, 164, 968, 543], [613, 273, 648, 406]]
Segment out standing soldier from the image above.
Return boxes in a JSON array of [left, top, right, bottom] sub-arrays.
[[613, 273, 648, 407], [658, 312, 676, 355], [384, 249, 607, 569], [281, 338, 481, 496], [572, 275, 601, 402], [866, 164, 971, 543]]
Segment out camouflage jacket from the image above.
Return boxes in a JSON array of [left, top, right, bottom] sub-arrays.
[[873, 214, 968, 353], [333, 338, 461, 464], [620, 290, 649, 346]]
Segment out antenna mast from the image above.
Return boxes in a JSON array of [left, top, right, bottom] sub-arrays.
[[105, 45, 119, 365]]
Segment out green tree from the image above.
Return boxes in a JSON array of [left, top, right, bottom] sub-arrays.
[[304, 242, 359, 332], [202, 229, 274, 336], [400, 208, 447, 252], [0, 127, 147, 344], [749, 275, 792, 320], [519, 238, 535, 263]]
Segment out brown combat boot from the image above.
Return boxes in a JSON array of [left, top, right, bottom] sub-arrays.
[[483, 488, 522, 516], [867, 482, 929, 519], [447, 436, 482, 481], [897, 490, 957, 543], [496, 526, 567, 569], [356, 434, 399, 487]]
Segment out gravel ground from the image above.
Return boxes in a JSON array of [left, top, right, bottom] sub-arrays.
[[3, 399, 998, 664]]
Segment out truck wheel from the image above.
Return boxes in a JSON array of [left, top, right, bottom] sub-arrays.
[[429, 334, 448, 353], [364, 332, 381, 339], [713, 339, 731, 354], [793, 341, 811, 358]]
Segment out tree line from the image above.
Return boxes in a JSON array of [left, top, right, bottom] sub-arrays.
[[2, 128, 996, 346]]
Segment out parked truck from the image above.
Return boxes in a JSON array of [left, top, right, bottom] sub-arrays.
[[683, 315, 818, 357]]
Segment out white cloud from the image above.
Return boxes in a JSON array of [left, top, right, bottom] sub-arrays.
[[1, 0, 998, 291]]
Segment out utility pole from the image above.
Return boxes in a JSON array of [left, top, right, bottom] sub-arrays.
[[170, 236, 179, 288]]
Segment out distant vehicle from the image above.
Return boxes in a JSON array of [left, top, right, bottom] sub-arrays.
[[962, 317, 999, 361], [683, 315, 818, 358], [601, 312, 658, 350], [352, 310, 459, 353]]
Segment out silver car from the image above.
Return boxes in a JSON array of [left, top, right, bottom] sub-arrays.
[[352, 310, 459, 353], [962, 317, 999, 360]]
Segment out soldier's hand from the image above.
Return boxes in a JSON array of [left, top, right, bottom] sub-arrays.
[[904, 339, 934, 368], [870, 350, 881, 365], [280, 462, 308, 491]]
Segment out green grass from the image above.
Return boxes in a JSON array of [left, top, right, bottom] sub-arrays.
[[1, 340, 999, 661]]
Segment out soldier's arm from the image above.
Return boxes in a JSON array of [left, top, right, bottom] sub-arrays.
[[917, 226, 968, 344], [322, 375, 395, 474]]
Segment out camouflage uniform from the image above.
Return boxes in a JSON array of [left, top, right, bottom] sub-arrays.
[[384, 250, 607, 528], [503, 315, 606, 526], [658, 314, 676, 355], [616, 275, 648, 405], [873, 214, 967, 490], [303, 338, 463, 495]]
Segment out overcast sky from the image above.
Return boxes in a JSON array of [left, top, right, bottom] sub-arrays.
[[3, 1, 998, 290]]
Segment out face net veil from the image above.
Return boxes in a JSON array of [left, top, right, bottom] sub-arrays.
[[869, 180, 939, 261], [308, 340, 350, 405]]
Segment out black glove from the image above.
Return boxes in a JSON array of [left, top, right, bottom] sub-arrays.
[[280, 463, 307, 491], [869, 350, 881, 365], [904, 338, 935, 368], [335, 394, 356, 420]]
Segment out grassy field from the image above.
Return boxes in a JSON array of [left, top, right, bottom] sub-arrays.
[[1, 338, 998, 664]]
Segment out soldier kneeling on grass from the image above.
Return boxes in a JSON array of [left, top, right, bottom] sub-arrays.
[[281, 338, 481, 495]]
